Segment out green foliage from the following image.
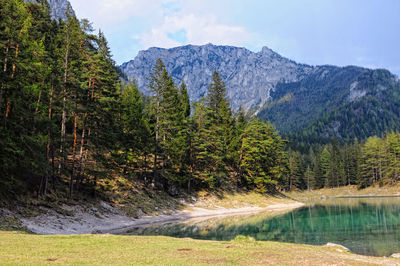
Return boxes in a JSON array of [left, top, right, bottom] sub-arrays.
[[1, 1, 341, 199], [290, 132, 400, 191], [259, 66, 400, 145], [239, 119, 288, 192], [119, 81, 149, 164]]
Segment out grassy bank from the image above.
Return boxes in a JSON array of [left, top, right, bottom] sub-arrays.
[[192, 191, 294, 209], [287, 184, 400, 203], [1, 231, 397, 265]]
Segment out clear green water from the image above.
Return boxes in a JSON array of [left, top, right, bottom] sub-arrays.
[[132, 197, 400, 257]]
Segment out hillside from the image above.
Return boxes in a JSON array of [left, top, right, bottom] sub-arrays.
[[121, 44, 400, 141], [259, 66, 400, 140]]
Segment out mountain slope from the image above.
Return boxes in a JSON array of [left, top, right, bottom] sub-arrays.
[[300, 70, 400, 141], [259, 67, 400, 141], [120, 44, 313, 110], [258, 66, 400, 134], [122, 44, 400, 141]]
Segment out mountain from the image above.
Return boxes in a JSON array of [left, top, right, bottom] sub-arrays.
[[26, 0, 74, 20], [120, 44, 313, 111], [120, 44, 400, 141], [259, 66, 400, 137]]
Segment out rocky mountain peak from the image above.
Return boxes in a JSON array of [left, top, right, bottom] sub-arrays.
[[260, 46, 275, 57], [120, 44, 312, 111]]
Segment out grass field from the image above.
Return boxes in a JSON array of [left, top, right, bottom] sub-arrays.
[[2, 186, 400, 265], [1, 231, 399, 265]]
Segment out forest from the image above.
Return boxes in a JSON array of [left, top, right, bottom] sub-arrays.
[[1, 0, 399, 201]]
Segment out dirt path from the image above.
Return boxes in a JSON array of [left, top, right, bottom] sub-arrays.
[[11, 201, 304, 235]]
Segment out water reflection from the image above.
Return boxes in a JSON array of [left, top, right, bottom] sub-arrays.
[[130, 197, 400, 257]]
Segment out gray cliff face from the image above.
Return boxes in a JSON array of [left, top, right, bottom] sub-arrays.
[[47, 0, 74, 20], [120, 44, 314, 111], [26, 0, 75, 20]]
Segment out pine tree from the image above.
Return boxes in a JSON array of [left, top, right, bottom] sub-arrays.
[[305, 166, 314, 190], [230, 108, 248, 189], [359, 136, 382, 187], [56, 10, 83, 178], [119, 81, 148, 168], [148, 59, 165, 185], [288, 150, 304, 190], [240, 119, 287, 192], [319, 147, 331, 188], [190, 99, 214, 187], [385, 132, 400, 183], [204, 71, 232, 187], [179, 81, 190, 118], [148, 59, 189, 187]]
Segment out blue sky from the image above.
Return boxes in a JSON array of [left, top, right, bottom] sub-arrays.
[[69, 0, 400, 76]]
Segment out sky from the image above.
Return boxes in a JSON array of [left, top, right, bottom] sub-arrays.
[[69, 0, 400, 76]]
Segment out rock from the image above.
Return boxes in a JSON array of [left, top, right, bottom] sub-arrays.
[[25, 0, 75, 21], [168, 185, 179, 197], [120, 44, 313, 112], [325, 243, 350, 251], [136, 208, 144, 218], [391, 253, 400, 258]]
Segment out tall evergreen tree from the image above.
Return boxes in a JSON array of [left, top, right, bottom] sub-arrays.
[[240, 119, 287, 192]]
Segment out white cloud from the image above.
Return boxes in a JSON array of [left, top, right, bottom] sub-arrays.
[[69, 0, 162, 29], [139, 13, 251, 49], [69, 0, 253, 62]]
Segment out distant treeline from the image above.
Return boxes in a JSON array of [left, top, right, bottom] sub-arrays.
[[287, 133, 400, 190]]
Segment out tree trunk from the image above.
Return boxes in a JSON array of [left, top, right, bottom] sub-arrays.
[[76, 113, 87, 191], [59, 31, 70, 174], [35, 89, 42, 114], [69, 111, 78, 198], [153, 101, 159, 185], [10, 44, 18, 79], [45, 86, 55, 195], [3, 40, 9, 73], [1, 40, 10, 112]]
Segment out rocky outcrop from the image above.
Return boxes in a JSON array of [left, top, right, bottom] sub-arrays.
[[26, 0, 75, 20], [120, 44, 314, 111]]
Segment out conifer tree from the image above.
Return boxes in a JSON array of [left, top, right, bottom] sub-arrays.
[[204, 71, 232, 187], [288, 150, 304, 190], [148, 59, 165, 184], [119, 81, 148, 168], [240, 119, 287, 192]]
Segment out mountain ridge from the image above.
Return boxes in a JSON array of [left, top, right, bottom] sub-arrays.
[[120, 43, 400, 140], [120, 43, 314, 111]]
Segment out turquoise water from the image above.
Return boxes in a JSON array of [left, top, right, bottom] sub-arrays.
[[132, 198, 400, 257]]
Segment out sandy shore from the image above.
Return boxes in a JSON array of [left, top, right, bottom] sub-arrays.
[[104, 202, 305, 234], [8, 201, 304, 235]]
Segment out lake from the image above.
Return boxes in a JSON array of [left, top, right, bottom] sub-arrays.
[[130, 197, 400, 257]]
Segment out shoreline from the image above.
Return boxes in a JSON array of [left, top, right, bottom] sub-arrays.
[[333, 195, 400, 198], [103, 202, 305, 234], [12, 201, 304, 235]]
